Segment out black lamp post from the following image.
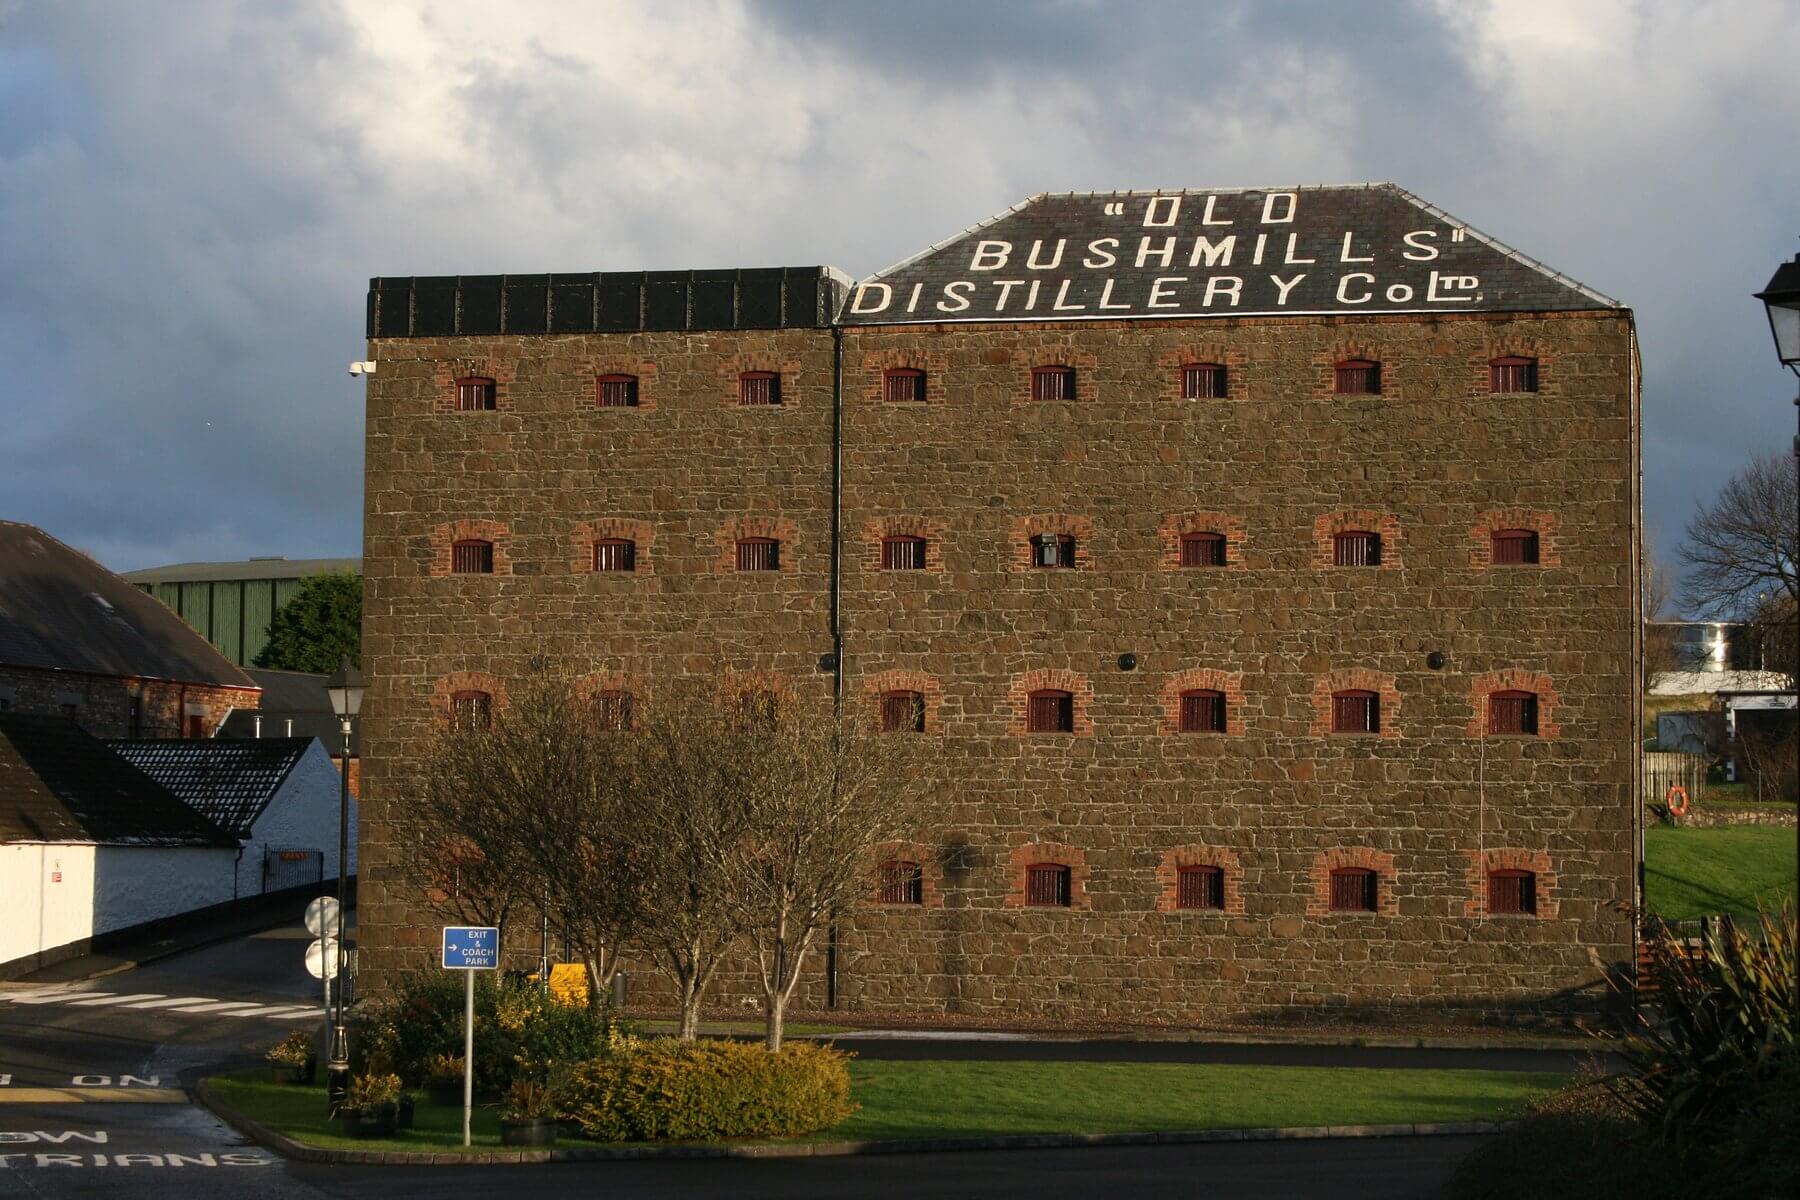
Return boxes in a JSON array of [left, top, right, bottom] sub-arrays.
[[1753, 252, 1800, 906], [323, 655, 365, 1114]]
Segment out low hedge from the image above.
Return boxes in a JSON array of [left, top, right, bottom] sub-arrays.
[[562, 1037, 855, 1142]]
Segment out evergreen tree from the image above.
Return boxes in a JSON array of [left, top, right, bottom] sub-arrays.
[[253, 571, 361, 673]]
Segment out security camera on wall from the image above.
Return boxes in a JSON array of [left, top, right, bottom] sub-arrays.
[[347, 361, 376, 376]]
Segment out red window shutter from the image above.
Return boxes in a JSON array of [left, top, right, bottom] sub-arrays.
[[1179, 690, 1226, 733], [1487, 869, 1536, 915], [1025, 863, 1071, 907], [592, 538, 636, 572], [1027, 690, 1074, 733], [878, 860, 923, 904], [739, 371, 781, 405], [1333, 530, 1380, 566], [1334, 360, 1379, 395], [593, 690, 633, 731], [1180, 531, 1226, 567], [1031, 365, 1076, 401], [1032, 533, 1076, 568], [454, 377, 496, 411], [1488, 691, 1538, 736], [1489, 356, 1538, 394], [1176, 865, 1225, 909], [450, 690, 491, 730], [451, 540, 494, 574], [1491, 529, 1540, 565], [1329, 867, 1378, 912], [884, 368, 925, 403], [1332, 690, 1379, 735], [1181, 363, 1226, 399], [596, 373, 639, 408], [880, 691, 925, 733], [882, 535, 926, 570], [736, 537, 779, 571]]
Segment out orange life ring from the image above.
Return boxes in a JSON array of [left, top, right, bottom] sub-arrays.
[[1666, 786, 1690, 817]]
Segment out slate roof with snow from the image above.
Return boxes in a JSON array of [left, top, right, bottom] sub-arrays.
[[107, 737, 312, 839]]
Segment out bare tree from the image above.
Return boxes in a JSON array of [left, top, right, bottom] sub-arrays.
[[716, 690, 934, 1051], [1680, 450, 1798, 622]]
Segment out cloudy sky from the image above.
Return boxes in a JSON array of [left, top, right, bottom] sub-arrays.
[[3, 0, 1797, 603]]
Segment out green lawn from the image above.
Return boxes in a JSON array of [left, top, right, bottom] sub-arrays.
[[209, 1060, 1566, 1153], [1644, 825, 1797, 921], [1691, 781, 1795, 811]]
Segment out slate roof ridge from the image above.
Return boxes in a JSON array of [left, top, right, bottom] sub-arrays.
[[106, 736, 313, 837], [1385, 184, 1621, 310], [856, 193, 1047, 288]]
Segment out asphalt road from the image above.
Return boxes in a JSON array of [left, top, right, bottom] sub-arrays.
[[0, 921, 1518, 1198]]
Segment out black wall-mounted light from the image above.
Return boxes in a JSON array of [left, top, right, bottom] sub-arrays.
[[817, 652, 838, 673], [1427, 651, 1447, 670], [1118, 653, 1137, 671]]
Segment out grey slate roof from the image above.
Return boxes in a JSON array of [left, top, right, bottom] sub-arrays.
[[0, 522, 259, 689], [218, 669, 359, 754], [121, 557, 360, 585], [840, 184, 1622, 325], [108, 737, 311, 838], [0, 715, 235, 847]]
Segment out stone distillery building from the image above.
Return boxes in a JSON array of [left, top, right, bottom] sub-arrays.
[[357, 184, 1641, 1025]]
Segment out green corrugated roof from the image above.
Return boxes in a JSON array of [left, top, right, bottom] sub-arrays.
[[121, 557, 360, 584]]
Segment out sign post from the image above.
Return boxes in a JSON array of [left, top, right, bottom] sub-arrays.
[[304, 897, 343, 1028], [441, 926, 499, 1147]]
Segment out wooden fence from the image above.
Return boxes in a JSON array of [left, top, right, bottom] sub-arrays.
[[1642, 751, 1708, 805]]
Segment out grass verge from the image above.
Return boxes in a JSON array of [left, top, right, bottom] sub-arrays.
[[210, 1060, 1566, 1154], [1644, 825, 1797, 922]]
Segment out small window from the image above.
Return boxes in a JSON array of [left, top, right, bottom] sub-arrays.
[[1329, 867, 1378, 912], [735, 537, 780, 571], [1332, 689, 1379, 735], [1025, 863, 1072, 907], [1487, 869, 1537, 915], [1488, 690, 1539, 736], [1489, 356, 1538, 394], [593, 538, 636, 572], [739, 370, 781, 406], [878, 860, 924, 905], [882, 535, 927, 570], [884, 367, 925, 403], [186, 713, 207, 738], [1180, 531, 1226, 568], [1491, 529, 1540, 565], [1181, 362, 1227, 399], [450, 690, 492, 730], [1176, 864, 1225, 910], [880, 690, 925, 734], [455, 376, 496, 411], [596, 373, 639, 408], [593, 689, 633, 731], [1334, 360, 1380, 395], [1027, 689, 1074, 734], [1031, 365, 1076, 401], [1032, 533, 1076, 569], [1179, 689, 1226, 734], [1333, 530, 1380, 567], [451, 540, 495, 574]]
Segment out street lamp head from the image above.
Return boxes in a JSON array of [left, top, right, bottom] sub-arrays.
[[324, 654, 366, 719], [1754, 252, 1800, 376]]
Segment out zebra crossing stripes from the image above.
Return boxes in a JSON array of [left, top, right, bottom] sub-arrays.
[[1, 990, 319, 1021]]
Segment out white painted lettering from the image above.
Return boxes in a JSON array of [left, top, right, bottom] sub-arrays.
[[1135, 237, 1177, 268], [0, 1154, 27, 1169], [936, 282, 973, 313], [1143, 195, 1181, 227], [111, 1154, 162, 1167], [118, 1076, 158, 1089], [0, 1134, 34, 1145], [71, 1076, 108, 1087], [1269, 273, 1306, 305], [1336, 273, 1376, 304], [1203, 276, 1244, 307], [219, 1153, 275, 1166], [1261, 192, 1297, 223], [1026, 239, 1066, 270], [1051, 280, 1086, 311], [969, 240, 1011, 270], [1339, 232, 1375, 263], [36, 1154, 82, 1167], [991, 280, 1025, 310], [33, 1132, 107, 1145], [1083, 238, 1118, 268], [1401, 230, 1440, 261], [1189, 236, 1236, 268], [905, 282, 922, 313], [1024, 279, 1041, 310], [1283, 234, 1315, 265], [1385, 283, 1415, 302], [167, 1153, 218, 1167], [1199, 195, 1232, 225], [1251, 234, 1268, 265], [0, 1075, 10, 1086], [1426, 271, 1481, 302], [1096, 279, 1131, 310], [848, 284, 892, 315], [1147, 277, 1186, 309]]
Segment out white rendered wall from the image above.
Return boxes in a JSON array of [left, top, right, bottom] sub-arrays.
[[0, 843, 95, 968], [239, 739, 358, 897], [90, 845, 237, 936]]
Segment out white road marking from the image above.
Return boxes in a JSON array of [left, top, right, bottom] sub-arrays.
[[164, 1001, 270, 1014], [5, 991, 318, 1020], [63, 994, 163, 1007], [117, 997, 220, 1010], [253, 1006, 322, 1020], [5, 991, 97, 1005]]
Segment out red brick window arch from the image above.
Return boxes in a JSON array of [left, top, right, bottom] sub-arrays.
[[1160, 669, 1246, 736], [1031, 364, 1077, 401], [1155, 846, 1243, 914], [596, 373, 639, 408], [871, 840, 943, 908], [1331, 689, 1379, 735], [1025, 863, 1072, 907], [882, 535, 927, 571], [739, 370, 781, 406], [1487, 869, 1536, 915], [1027, 689, 1074, 733], [883, 367, 926, 403], [1032, 533, 1077, 569], [449, 690, 491, 730], [877, 860, 924, 905], [1013, 515, 1093, 572], [1181, 362, 1227, 399], [592, 538, 636, 572], [1179, 689, 1227, 733], [1488, 689, 1539, 735], [1005, 842, 1090, 909], [451, 540, 494, 574], [1329, 867, 1378, 911], [592, 689, 633, 731], [1468, 671, 1560, 738], [1333, 529, 1380, 567], [1308, 848, 1398, 916], [1489, 356, 1538, 394], [1315, 512, 1400, 570], [1470, 510, 1558, 568], [1491, 529, 1540, 565], [1334, 359, 1380, 395], [863, 670, 942, 735], [880, 690, 925, 734], [1464, 849, 1557, 918], [454, 376, 496, 411], [1181, 531, 1226, 567], [1177, 865, 1225, 910], [735, 537, 780, 571]]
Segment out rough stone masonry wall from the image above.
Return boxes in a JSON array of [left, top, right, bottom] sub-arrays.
[[0, 665, 256, 739], [358, 310, 1637, 1027]]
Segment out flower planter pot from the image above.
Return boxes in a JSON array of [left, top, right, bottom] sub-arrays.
[[270, 1059, 316, 1085], [500, 1116, 557, 1147], [339, 1102, 398, 1139]]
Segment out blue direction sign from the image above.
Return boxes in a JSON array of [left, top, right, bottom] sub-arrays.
[[441, 926, 500, 970]]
